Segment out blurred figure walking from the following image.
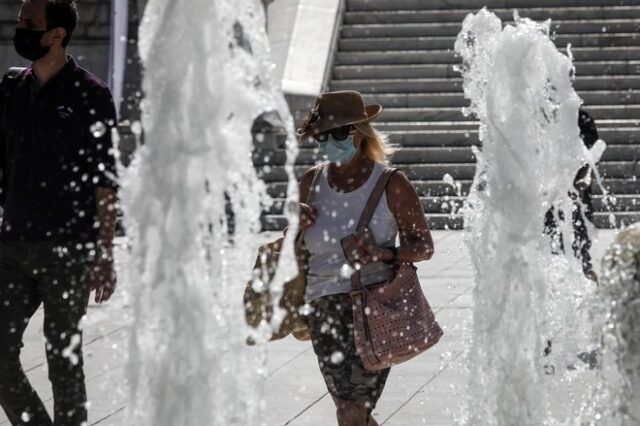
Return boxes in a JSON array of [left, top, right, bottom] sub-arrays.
[[545, 108, 600, 282]]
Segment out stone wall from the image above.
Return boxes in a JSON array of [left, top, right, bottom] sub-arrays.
[[0, 0, 111, 82]]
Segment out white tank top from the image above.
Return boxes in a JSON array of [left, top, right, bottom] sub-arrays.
[[304, 162, 399, 302]]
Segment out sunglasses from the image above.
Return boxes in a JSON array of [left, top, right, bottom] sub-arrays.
[[313, 125, 353, 143]]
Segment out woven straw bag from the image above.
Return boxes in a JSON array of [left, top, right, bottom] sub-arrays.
[[244, 166, 324, 343], [342, 167, 443, 370]]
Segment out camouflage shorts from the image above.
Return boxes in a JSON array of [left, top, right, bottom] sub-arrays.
[[307, 294, 390, 409]]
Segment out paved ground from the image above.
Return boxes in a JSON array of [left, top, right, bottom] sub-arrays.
[[0, 229, 618, 426]]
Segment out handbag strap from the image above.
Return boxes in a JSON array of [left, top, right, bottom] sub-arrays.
[[306, 164, 325, 205], [355, 167, 398, 233], [295, 163, 325, 244], [349, 166, 398, 291]]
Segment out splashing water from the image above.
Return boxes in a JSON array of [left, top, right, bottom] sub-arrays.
[[592, 224, 640, 425], [455, 10, 604, 425], [119, 1, 300, 424]]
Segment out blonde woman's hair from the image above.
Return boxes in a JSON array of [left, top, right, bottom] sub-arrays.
[[354, 123, 396, 164]]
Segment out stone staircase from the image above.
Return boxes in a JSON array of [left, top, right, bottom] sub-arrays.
[[259, 0, 640, 230]]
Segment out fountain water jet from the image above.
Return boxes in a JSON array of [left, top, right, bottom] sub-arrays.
[[119, 0, 300, 424], [593, 224, 640, 425], [456, 9, 605, 425]]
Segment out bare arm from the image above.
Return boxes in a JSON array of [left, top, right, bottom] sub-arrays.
[[385, 171, 434, 262], [95, 187, 117, 255], [91, 187, 117, 303]]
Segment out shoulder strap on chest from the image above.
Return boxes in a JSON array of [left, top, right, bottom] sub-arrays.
[[305, 163, 325, 205], [355, 166, 398, 233]]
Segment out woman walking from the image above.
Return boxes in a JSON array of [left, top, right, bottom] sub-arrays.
[[297, 91, 435, 426]]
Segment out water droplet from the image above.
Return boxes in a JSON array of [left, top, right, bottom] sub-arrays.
[[90, 121, 106, 138], [298, 304, 313, 316], [330, 351, 344, 364], [131, 121, 143, 135], [339, 263, 354, 278], [443, 173, 456, 187]]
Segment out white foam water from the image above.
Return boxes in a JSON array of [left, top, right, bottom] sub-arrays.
[[455, 9, 604, 425], [592, 224, 640, 425], [119, 1, 300, 424]]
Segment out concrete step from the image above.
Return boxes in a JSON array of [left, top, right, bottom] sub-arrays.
[[255, 144, 638, 172], [602, 144, 640, 161], [335, 64, 463, 80], [378, 106, 640, 122], [263, 176, 638, 200], [266, 195, 467, 215], [335, 46, 640, 65], [264, 179, 475, 199], [375, 121, 480, 131], [361, 90, 640, 108], [575, 61, 640, 76], [386, 130, 481, 146], [344, 7, 640, 24], [381, 108, 471, 122], [335, 61, 640, 80], [594, 178, 640, 194], [254, 146, 479, 167], [338, 34, 640, 52], [593, 194, 640, 211], [598, 161, 640, 178], [260, 213, 466, 231], [383, 128, 640, 146], [331, 75, 640, 93], [592, 211, 640, 228], [346, 0, 640, 12], [374, 120, 640, 132], [262, 210, 639, 231], [341, 20, 640, 38], [258, 161, 638, 183], [266, 194, 640, 215], [259, 163, 478, 182]]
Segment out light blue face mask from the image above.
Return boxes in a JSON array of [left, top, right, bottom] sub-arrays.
[[318, 135, 357, 165]]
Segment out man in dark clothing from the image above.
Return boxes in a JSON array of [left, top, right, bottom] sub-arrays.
[[0, 1, 118, 425], [544, 108, 599, 282]]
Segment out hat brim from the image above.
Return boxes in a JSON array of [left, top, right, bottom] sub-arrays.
[[298, 103, 384, 142]]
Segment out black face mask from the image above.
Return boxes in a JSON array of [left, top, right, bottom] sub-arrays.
[[13, 28, 50, 61]]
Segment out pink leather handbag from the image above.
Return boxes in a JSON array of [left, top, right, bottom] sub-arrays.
[[341, 168, 443, 370]]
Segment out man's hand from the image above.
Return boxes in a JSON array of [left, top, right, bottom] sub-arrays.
[[94, 187, 117, 303], [90, 255, 116, 304]]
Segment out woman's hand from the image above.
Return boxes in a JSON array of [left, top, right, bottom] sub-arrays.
[[353, 234, 394, 264], [300, 203, 317, 229]]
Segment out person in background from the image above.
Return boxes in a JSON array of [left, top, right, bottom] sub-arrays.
[[545, 108, 599, 282], [297, 91, 435, 426], [0, 1, 118, 424], [542, 109, 601, 371]]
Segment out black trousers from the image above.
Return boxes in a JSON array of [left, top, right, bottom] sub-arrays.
[[0, 241, 92, 426]]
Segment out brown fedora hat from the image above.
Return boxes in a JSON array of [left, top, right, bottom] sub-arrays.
[[297, 90, 383, 141]]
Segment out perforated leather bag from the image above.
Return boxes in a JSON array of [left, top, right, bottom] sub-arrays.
[[342, 168, 443, 370]]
